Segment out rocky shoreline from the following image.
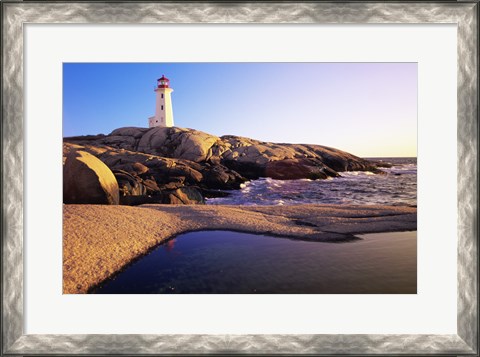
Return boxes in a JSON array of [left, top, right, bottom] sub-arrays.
[[62, 127, 412, 294], [63, 204, 417, 294], [63, 126, 388, 206]]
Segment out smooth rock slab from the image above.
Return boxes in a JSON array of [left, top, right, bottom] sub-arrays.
[[63, 204, 416, 293]]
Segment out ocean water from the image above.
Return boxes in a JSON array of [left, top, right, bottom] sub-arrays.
[[93, 230, 416, 294], [207, 157, 416, 206]]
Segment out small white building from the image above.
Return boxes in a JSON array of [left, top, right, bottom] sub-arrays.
[[148, 75, 174, 128]]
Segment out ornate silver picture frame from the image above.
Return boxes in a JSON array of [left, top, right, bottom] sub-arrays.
[[2, 1, 478, 355]]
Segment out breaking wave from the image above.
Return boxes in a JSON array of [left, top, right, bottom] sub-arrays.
[[207, 157, 417, 206]]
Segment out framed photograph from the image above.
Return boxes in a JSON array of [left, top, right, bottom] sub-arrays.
[[2, 1, 478, 355]]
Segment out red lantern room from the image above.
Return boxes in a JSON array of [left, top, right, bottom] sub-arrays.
[[157, 75, 170, 88]]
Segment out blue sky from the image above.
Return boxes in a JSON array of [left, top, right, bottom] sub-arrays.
[[63, 63, 417, 157]]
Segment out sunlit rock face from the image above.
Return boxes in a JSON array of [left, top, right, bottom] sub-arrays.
[[63, 149, 119, 205], [63, 126, 382, 205]]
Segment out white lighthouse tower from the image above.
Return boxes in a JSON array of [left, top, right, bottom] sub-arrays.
[[148, 75, 174, 128]]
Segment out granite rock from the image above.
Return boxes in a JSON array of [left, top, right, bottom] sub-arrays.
[[63, 150, 119, 205]]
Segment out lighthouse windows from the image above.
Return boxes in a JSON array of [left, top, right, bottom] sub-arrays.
[[161, 105, 164, 110], [161, 94, 164, 98]]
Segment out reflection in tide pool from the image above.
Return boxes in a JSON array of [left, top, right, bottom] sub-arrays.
[[92, 230, 416, 294]]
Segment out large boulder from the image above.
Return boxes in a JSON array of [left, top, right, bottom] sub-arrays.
[[63, 150, 119, 205], [137, 126, 219, 162], [136, 126, 171, 154], [173, 131, 218, 162], [220, 137, 296, 166]]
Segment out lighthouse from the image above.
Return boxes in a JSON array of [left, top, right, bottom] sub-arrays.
[[148, 75, 174, 128]]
